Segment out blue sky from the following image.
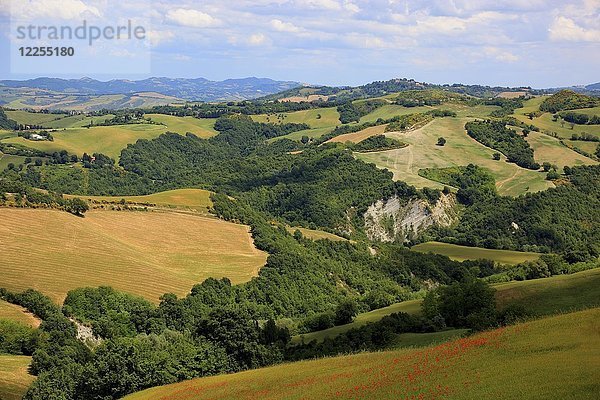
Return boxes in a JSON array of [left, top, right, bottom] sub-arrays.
[[1, 0, 599, 87]]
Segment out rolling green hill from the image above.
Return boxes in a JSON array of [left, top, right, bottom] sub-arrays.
[[293, 268, 600, 343], [124, 308, 600, 400], [356, 117, 553, 196], [411, 242, 542, 264]]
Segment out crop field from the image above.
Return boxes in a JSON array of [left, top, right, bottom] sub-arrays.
[[0, 356, 35, 400], [2, 124, 169, 159], [525, 131, 597, 168], [411, 242, 542, 265], [326, 124, 387, 144], [251, 107, 340, 129], [124, 308, 600, 400], [0, 209, 267, 303], [0, 300, 40, 328], [356, 118, 553, 196], [145, 114, 217, 138], [286, 227, 348, 242], [66, 188, 213, 213]]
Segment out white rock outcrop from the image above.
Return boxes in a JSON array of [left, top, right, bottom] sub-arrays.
[[364, 193, 457, 242]]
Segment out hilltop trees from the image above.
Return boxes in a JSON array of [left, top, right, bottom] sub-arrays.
[[540, 90, 599, 113]]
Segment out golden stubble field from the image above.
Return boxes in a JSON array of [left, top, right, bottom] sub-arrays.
[[0, 209, 267, 303]]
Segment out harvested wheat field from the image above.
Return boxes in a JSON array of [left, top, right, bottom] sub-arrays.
[[0, 356, 35, 400], [0, 300, 40, 328], [0, 209, 267, 303], [326, 124, 388, 144]]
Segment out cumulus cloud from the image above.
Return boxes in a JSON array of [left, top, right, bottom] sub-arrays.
[[484, 47, 519, 62], [549, 16, 600, 42], [248, 33, 268, 46], [166, 8, 220, 28], [146, 29, 175, 46], [271, 19, 302, 33], [7, 0, 101, 20]]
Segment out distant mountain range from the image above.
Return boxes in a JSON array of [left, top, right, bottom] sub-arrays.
[[0, 77, 302, 102]]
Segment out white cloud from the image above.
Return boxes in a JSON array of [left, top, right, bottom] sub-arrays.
[[166, 8, 220, 28], [549, 16, 600, 42], [248, 33, 268, 46], [484, 47, 519, 62], [174, 54, 191, 61], [146, 30, 175, 46], [271, 19, 301, 33], [7, 0, 101, 20]]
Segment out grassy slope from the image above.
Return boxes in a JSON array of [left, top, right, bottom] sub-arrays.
[[525, 131, 597, 168], [292, 300, 422, 344], [0, 209, 267, 303], [494, 268, 600, 315], [0, 356, 34, 400], [356, 117, 552, 196], [44, 114, 115, 129], [286, 227, 348, 242], [251, 108, 340, 129], [258, 108, 340, 141], [411, 242, 542, 265], [125, 308, 600, 400], [66, 188, 213, 213], [564, 139, 598, 155], [513, 98, 600, 140], [0, 154, 27, 171], [0, 300, 40, 328], [3, 124, 169, 159], [293, 268, 600, 343], [5, 110, 65, 126], [145, 114, 217, 138], [359, 105, 431, 123]]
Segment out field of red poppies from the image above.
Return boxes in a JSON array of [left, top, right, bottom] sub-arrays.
[[125, 307, 599, 400]]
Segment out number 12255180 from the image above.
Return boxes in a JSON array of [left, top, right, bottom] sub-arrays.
[[19, 47, 75, 56]]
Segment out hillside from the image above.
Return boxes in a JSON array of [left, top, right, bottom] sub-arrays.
[[0, 77, 301, 104], [293, 268, 600, 344], [124, 308, 600, 400], [0, 209, 267, 303]]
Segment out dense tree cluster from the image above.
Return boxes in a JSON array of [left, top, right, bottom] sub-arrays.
[[350, 135, 407, 152], [433, 165, 600, 260], [465, 120, 540, 169], [337, 99, 386, 124], [559, 111, 600, 125], [0, 107, 17, 130], [539, 90, 599, 113], [0, 171, 89, 215]]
